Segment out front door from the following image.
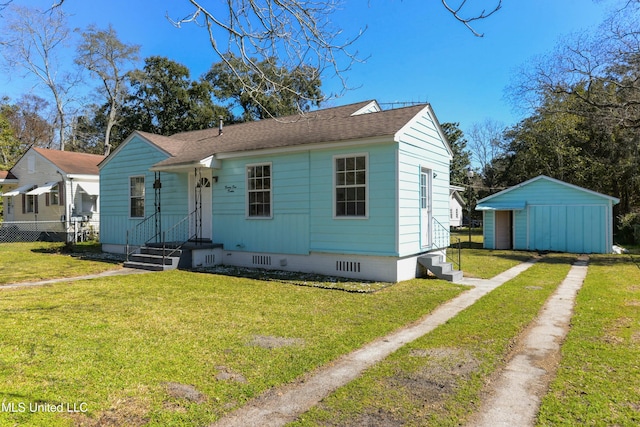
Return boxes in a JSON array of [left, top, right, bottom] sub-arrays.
[[420, 168, 432, 248], [189, 168, 213, 241]]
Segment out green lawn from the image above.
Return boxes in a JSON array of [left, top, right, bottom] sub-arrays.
[[450, 230, 535, 279], [536, 254, 640, 426], [0, 264, 466, 426], [289, 254, 576, 426], [3, 243, 637, 426], [0, 242, 121, 285]]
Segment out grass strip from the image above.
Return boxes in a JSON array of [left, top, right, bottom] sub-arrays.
[[0, 270, 466, 426], [459, 248, 535, 279], [536, 254, 640, 426], [0, 242, 121, 285], [290, 253, 575, 426]]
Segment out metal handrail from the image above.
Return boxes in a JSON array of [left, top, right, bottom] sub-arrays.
[[432, 217, 462, 270], [125, 211, 160, 261], [126, 210, 201, 265]]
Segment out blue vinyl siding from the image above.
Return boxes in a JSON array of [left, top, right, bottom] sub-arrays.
[[213, 152, 311, 255], [309, 144, 397, 256], [513, 209, 528, 249], [100, 135, 188, 245], [213, 144, 398, 256], [396, 109, 451, 256], [483, 211, 495, 248]]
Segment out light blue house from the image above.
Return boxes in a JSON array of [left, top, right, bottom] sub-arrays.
[[477, 175, 619, 254], [99, 100, 459, 281]]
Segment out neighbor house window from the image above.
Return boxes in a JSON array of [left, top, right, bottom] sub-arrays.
[[50, 183, 60, 205], [23, 193, 37, 214], [335, 154, 367, 217], [247, 163, 271, 218], [129, 176, 145, 218]]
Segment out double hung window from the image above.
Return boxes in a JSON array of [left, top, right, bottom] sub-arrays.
[[335, 154, 367, 217], [247, 164, 271, 218], [130, 176, 145, 218]]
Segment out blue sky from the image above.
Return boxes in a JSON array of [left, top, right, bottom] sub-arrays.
[[1, 0, 611, 134]]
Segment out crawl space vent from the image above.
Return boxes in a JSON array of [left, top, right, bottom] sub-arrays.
[[336, 260, 361, 273], [252, 255, 272, 266]]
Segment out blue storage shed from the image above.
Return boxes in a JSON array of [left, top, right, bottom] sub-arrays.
[[476, 175, 619, 254]]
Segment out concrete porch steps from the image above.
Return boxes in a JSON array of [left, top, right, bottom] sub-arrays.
[[418, 253, 463, 282], [124, 246, 182, 271]]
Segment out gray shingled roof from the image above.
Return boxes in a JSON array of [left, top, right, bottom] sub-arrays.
[[145, 101, 431, 169]]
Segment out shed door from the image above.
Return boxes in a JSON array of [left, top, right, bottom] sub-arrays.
[[495, 210, 513, 249]]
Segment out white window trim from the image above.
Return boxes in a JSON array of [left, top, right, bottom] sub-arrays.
[[25, 194, 36, 213], [332, 153, 369, 219], [129, 175, 145, 219], [245, 162, 273, 219], [50, 183, 60, 205]]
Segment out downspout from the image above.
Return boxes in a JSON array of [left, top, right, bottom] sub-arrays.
[[57, 171, 71, 243]]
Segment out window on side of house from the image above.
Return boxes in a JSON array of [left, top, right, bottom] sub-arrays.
[[25, 194, 36, 213], [50, 183, 60, 205], [129, 176, 145, 218], [247, 163, 272, 218], [335, 154, 367, 218]]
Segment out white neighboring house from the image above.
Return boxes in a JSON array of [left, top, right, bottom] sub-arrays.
[[0, 147, 105, 241], [449, 185, 466, 228]]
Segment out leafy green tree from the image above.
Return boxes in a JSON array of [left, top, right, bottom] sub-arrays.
[[441, 122, 471, 185], [1, 95, 53, 150], [119, 56, 230, 138], [497, 89, 640, 216], [204, 54, 322, 121]]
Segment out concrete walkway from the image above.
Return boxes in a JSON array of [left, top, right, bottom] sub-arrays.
[[467, 255, 589, 427], [1, 267, 151, 290], [212, 259, 540, 427]]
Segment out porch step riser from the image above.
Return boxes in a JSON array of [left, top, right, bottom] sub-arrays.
[[125, 245, 182, 271], [124, 261, 171, 271], [418, 254, 463, 282], [128, 254, 176, 265], [140, 248, 183, 257]]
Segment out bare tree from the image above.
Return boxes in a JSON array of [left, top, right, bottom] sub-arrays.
[[468, 119, 505, 191], [508, 0, 640, 128], [50, 0, 502, 119], [168, 1, 502, 115], [75, 24, 140, 155], [0, 5, 80, 150], [441, 0, 502, 37]]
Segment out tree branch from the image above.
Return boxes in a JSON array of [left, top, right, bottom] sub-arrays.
[[441, 0, 502, 37]]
